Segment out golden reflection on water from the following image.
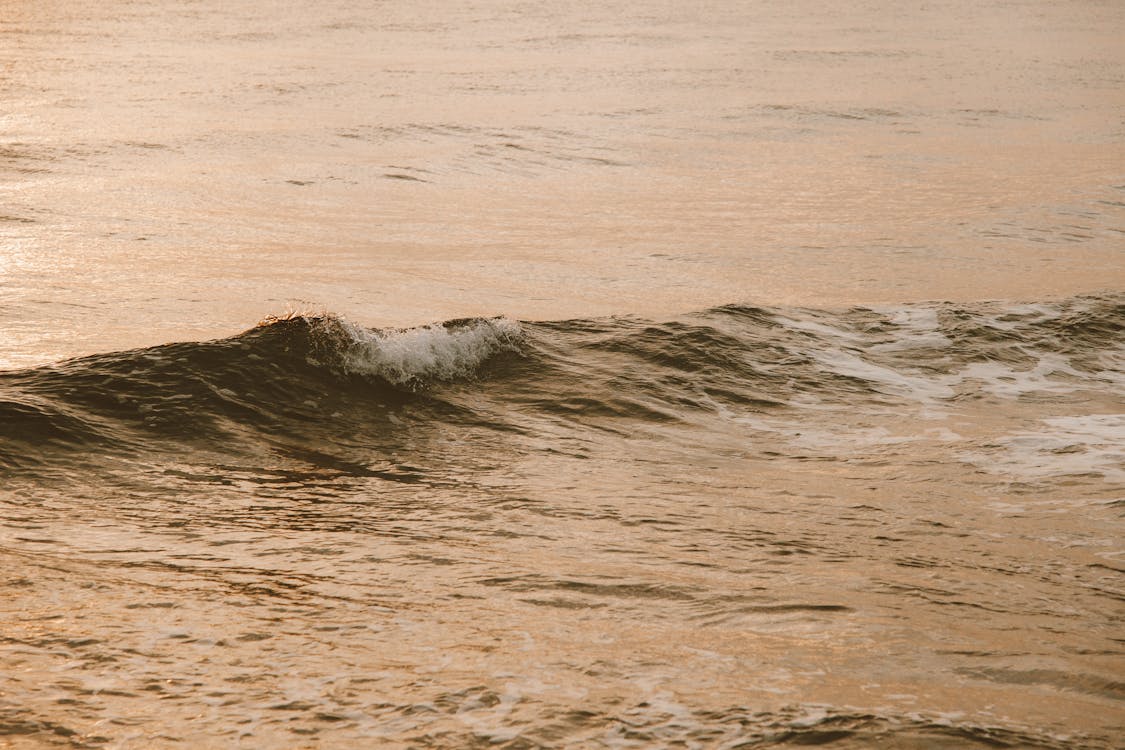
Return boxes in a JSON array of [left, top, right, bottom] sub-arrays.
[[0, 1, 1123, 747], [2, 413, 1121, 746], [1, 0, 1122, 364]]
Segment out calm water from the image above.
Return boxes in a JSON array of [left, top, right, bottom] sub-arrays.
[[1, 1, 1123, 748]]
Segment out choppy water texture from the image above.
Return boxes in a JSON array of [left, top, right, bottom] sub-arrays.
[[2, 297, 1123, 748], [1, 0, 1124, 748]]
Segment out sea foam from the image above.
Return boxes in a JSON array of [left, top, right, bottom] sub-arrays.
[[328, 316, 522, 387]]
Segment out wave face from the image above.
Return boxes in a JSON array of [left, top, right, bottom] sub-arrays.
[[2, 294, 1122, 476], [0, 314, 520, 470], [1, 295, 1122, 749]]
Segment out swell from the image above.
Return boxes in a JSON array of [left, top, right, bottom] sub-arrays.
[[1, 293, 1121, 474], [0, 314, 520, 472]]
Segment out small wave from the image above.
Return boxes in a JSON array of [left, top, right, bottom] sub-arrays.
[[0, 314, 524, 472], [2, 295, 1120, 476], [316, 315, 523, 388]]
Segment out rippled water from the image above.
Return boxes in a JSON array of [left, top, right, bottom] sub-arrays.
[[1, 0, 1123, 748]]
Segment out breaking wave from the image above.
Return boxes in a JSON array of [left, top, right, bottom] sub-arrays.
[[1, 293, 1121, 476]]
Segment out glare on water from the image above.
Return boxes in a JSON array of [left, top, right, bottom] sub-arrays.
[[1, 0, 1122, 365]]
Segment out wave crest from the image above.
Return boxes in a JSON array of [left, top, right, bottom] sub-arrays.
[[297, 315, 523, 388]]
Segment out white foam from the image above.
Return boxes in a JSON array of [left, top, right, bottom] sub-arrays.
[[953, 354, 1089, 399], [333, 317, 521, 386], [774, 310, 956, 405], [870, 307, 952, 352], [771, 312, 866, 343], [973, 302, 1063, 331], [811, 347, 955, 402], [1094, 345, 1125, 390], [966, 414, 1125, 484]]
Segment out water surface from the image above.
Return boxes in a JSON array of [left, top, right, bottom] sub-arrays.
[[1, 1, 1123, 747]]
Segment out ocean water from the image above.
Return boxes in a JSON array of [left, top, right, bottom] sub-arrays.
[[1, 1, 1123, 748]]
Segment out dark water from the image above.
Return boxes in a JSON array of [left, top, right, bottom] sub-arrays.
[[2, 295, 1121, 748]]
